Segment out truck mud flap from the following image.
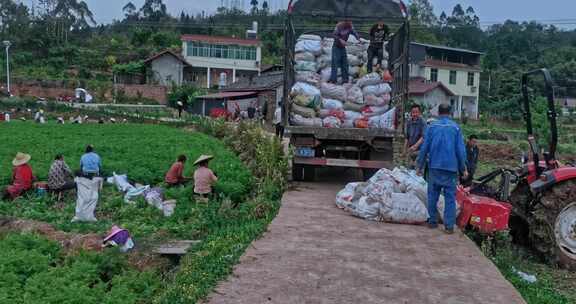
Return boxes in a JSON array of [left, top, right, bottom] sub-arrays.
[[294, 157, 391, 169]]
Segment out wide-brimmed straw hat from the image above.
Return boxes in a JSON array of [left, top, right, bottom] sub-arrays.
[[194, 155, 214, 166], [103, 225, 127, 242], [12, 152, 31, 166]]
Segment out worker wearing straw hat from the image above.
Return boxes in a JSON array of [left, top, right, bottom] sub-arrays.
[[3, 152, 36, 200], [193, 155, 218, 200]]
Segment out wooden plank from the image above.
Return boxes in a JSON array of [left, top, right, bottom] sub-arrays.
[[154, 240, 201, 255]]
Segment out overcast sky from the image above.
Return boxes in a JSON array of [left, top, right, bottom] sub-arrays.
[[21, 0, 576, 26]]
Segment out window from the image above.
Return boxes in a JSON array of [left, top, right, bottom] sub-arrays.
[[186, 41, 256, 61], [430, 68, 438, 82], [467, 72, 475, 86], [449, 71, 457, 85]]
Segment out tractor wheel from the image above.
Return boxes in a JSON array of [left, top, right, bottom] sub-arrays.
[[532, 179, 576, 269]]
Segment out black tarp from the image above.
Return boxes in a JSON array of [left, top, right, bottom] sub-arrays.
[[289, 0, 407, 20]]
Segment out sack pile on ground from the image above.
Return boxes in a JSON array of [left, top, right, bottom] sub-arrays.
[[335, 167, 461, 225], [290, 34, 395, 130]]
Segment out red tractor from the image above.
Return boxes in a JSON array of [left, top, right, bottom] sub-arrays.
[[456, 69, 576, 269]]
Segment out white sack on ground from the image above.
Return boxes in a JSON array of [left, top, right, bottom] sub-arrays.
[[72, 177, 103, 222], [353, 196, 381, 221], [379, 192, 429, 224], [336, 182, 366, 210]]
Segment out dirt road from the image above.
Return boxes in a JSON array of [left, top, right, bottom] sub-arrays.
[[207, 180, 526, 304]]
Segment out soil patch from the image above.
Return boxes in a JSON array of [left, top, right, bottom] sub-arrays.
[[480, 143, 521, 168]]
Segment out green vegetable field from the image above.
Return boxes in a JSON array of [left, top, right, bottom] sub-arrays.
[[0, 121, 281, 303]]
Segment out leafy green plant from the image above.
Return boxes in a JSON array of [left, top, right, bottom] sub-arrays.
[[167, 85, 204, 108], [0, 233, 162, 304]]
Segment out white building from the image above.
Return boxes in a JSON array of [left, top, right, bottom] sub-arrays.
[[409, 42, 483, 119], [182, 34, 262, 88], [144, 34, 276, 89]]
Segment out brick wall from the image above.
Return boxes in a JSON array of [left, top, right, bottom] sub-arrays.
[[114, 84, 168, 104], [5, 81, 169, 104], [10, 83, 75, 99]]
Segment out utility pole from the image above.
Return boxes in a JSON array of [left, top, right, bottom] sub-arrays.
[[3, 41, 11, 96]]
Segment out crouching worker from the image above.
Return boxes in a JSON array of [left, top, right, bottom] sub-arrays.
[[165, 155, 190, 187], [48, 154, 76, 193], [3, 152, 35, 200], [193, 155, 218, 201], [102, 225, 134, 253]]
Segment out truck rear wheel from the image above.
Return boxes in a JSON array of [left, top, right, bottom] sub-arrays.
[[303, 165, 316, 182], [292, 164, 304, 181], [292, 164, 315, 182], [531, 179, 576, 269]]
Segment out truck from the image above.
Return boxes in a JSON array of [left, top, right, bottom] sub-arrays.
[[283, 0, 410, 181]]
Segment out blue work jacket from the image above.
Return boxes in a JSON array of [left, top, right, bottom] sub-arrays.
[[417, 116, 467, 174]]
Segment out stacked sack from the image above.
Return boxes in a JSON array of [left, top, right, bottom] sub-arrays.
[[335, 167, 461, 224], [290, 34, 395, 130]]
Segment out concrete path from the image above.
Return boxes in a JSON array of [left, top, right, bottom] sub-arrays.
[[207, 182, 526, 304]]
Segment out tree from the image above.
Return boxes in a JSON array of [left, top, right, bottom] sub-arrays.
[[140, 0, 168, 22], [261, 1, 269, 15], [408, 0, 439, 44], [408, 0, 437, 27], [439, 11, 447, 27], [250, 0, 258, 15], [123, 2, 137, 20], [37, 0, 96, 43]]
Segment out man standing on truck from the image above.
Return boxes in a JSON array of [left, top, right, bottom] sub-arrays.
[[417, 104, 468, 234], [329, 20, 360, 84], [367, 20, 390, 73], [404, 104, 426, 168]]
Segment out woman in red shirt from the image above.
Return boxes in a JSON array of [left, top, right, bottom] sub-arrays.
[[165, 155, 190, 187], [3, 152, 36, 200]]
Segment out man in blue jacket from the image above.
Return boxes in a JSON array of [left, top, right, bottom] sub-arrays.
[[417, 104, 468, 234]]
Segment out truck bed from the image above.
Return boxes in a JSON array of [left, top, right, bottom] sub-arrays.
[[287, 126, 397, 141]]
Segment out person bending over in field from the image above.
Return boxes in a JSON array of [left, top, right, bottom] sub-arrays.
[[165, 155, 191, 187], [3, 152, 36, 200], [48, 154, 76, 193], [193, 155, 218, 201], [80, 145, 102, 178]]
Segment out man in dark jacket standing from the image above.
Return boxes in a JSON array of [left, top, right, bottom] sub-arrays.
[[462, 135, 479, 186], [367, 20, 389, 73], [417, 104, 468, 234]]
